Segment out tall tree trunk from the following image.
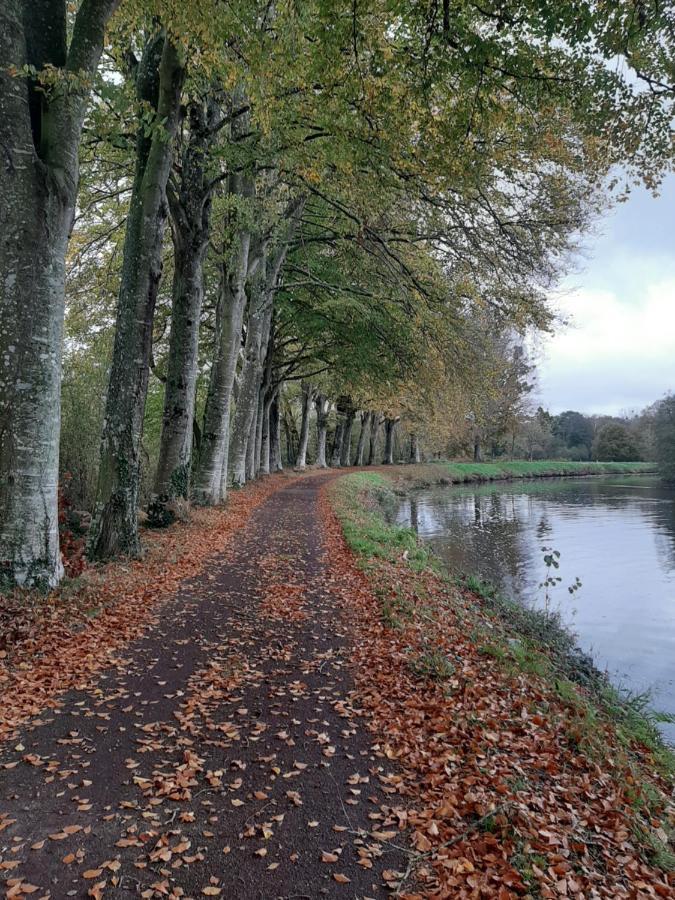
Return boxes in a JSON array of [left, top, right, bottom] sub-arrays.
[[340, 406, 356, 467], [270, 391, 283, 472], [246, 395, 260, 482], [259, 393, 273, 476], [474, 433, 482, 462], [229, 198, 303, 486], [296, 383, 314, 469], [355, 411, 371, 466], [154, 96, 219, 500], [0, 0, 119, 587], [409, 432, 421, 464], [229, 253, 271, 487], [383, 416, 399, 465], [192, 91, 253, 505], [315, 396, 329, 469], [256, 322, 275, 477], [367, 414, 383, 465], [89, 34, 184, 560], [283, 404, 299, 466], [330, 421, 344, 468]]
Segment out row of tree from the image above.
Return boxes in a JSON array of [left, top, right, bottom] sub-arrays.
[[1, 1, 673, 588]]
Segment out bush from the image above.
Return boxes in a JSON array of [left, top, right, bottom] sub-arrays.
[[593, 423, 641, 462]]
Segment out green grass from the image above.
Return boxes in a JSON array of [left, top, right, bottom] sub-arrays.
[[387, 459, 655, 490]]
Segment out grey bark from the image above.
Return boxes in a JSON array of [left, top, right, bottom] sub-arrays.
[[474, 433, 482, 462], [229, 198, 304, 486], [354, 411, 371, 466], [229, 251, 273, 487], [383, 416, 400, 465], [89, 34, 184, 560], [315, 396, 329, 468], [340, 405, 356, 467], [154, 96, 220, 499], [192, 92, 253, 505], [270, 392, 283, 472], [367, 413, 383, 465], [330, 420, 344, 468], [409, 432, 421, 463], [0, 0, 119, 587], [295, 383, 314, 469]]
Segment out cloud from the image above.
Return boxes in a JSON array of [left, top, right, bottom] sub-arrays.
[[539, 280, 675, 415]]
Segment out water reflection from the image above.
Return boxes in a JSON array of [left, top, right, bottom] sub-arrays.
[[397, 476, 675, 742]]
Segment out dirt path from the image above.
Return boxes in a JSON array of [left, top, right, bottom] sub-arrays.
[[0, 475, 406, 899]]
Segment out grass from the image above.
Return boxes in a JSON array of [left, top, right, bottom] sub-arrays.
[[385, 459, 655, 491], [329, 468, 675, 872]]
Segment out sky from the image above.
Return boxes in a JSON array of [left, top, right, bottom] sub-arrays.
[[537, 174, 675, 416]]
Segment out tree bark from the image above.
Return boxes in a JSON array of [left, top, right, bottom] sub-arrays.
[[229, 198, 304, 486], [474, 433, 482, 462], [340, 406, 356, 467], [89, 34, 184, 560], [330, 421, 344, 468], [409, 432, 421, 463], [295, 383, 314, 469], [355, 411, 371, 466], [192, 91, 253, 505], [154, 96, 219, 500], [229, 251, 273, 487], [315, 396, 329, 468], [0, 0, 119, 587], [270, 391, 283, 472], [367, 414, 383, 465], [383, 416, 400, 465]]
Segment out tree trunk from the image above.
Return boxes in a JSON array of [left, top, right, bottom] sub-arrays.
[[340, 407, 356, 467], [270, 392, 283, 472], [296, 383, 314, 469], [0, 0, 119, 587], [383, 417, 399, 465], [282, 406, 298, 466], [367, 414, 382, 465], [192, 92, 253, 505], [330, 423, 344, 467], [154, 96, 218, 500], [355, 412, 371, 466], [474, 433, 482, 462], [315, 396, 329, 468], [259, 394, 273, 476], [229, 198, 303, 486], [229, 254, 272, 487], [246, 395, 260, 482], [409, 432, 421, 464], [89, 34, 184, 560]]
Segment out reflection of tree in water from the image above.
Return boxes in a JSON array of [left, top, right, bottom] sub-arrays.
[[410, 496, 419, 532], [402, 476, 675, 609], [422, 489, 532, 601], [536, 514, 552, 542]]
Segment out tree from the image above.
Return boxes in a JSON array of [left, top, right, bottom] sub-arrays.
[[553, 411, 595, 460], [593, 423, 642, 462], [89, 30, 185, 559], [0, 0, 120, 587], [654, 395, 675, 483]]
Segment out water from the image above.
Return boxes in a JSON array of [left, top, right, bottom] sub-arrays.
[[395, 475, 675, 742]]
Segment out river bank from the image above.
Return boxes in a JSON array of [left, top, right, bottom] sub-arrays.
[[327, 469, 674, 893], [383, 459, 655, 492]]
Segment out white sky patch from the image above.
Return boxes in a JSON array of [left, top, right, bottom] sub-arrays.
[[539, 281, 675, 415]]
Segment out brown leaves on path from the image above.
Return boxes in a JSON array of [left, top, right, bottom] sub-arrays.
[[0, 476, 287, 744]]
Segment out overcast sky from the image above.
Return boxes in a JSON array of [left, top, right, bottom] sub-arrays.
[[538, 174, 675, 416]]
